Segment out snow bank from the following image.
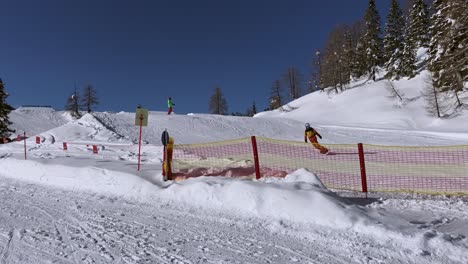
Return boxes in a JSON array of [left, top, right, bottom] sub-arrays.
[[0, 158, 158, 198], [0, 157, 366, 229], [160, 168, 369, 229]]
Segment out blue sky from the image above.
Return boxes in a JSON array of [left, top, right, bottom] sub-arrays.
[[1, 0, 401, 114]]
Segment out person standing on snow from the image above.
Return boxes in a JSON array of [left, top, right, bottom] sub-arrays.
[[167, 97, 175, 115], [304, 123, 328, 154]]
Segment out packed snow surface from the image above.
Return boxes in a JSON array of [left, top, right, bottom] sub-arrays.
[[1, 72, 468, 263]]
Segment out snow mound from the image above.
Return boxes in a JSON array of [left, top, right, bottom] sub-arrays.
[[35, 113, 127, 143], [282, 168, 326, 188], [161, 169, 368, 229], [0, 158, 158, 199]]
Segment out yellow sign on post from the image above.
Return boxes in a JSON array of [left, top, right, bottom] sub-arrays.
[[135, 108, 149, 126]]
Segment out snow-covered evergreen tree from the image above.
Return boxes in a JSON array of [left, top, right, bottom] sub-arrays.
[[400, 33, 418, 78], [444, 0, 468, 96], [384, 0, 406, 79], [429, 0, 467, 95], [353, 38, 368, 78], [363, 0, 383, 81], [0, 78, 14, 137], [428, 0, 451, 90], [407, 0, 431, 48]]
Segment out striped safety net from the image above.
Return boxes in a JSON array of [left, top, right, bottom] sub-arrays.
[[171, 137, 468, 195], [172, 138, 254, 178], [362, 144, 468, 194], [255, 137, 362, 191]]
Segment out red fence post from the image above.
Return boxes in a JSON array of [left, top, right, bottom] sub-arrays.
[[17, 135, 21, 141], [251, 136, 261, 180], [93, 145, 98, 154], [36, 136, 40, 144], [358, 143, 368, 198], [63, 142, 68, 150]]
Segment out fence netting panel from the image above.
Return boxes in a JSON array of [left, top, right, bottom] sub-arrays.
[[255, 137, 362, 191], [363, 144, 468, 194], [171, 137, 468, 195], [172, 138, 254, 178]]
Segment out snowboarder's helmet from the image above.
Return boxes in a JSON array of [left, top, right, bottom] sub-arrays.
[[305, 123, 310, 128]]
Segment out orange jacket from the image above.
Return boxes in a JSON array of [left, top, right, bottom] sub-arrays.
[[304, 127, 322, 142]]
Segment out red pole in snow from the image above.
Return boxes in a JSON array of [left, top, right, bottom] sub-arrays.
[[137, 114, 143, 171], [251, 136, 261, 180], [24, 131, 27, 160], [358, 143, 368, 198]]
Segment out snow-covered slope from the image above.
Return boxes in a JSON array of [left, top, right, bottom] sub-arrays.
[[7, 106, 468, 146], [9, 107, 71, 136], [256, 70, 468, 133]]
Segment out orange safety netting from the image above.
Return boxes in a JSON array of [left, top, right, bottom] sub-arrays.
[[171, 137, 468, 195]]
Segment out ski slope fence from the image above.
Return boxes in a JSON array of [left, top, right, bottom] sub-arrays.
[[171, 136, 468, 195]]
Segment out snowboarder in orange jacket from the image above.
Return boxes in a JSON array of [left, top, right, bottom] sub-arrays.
[[304, 123, 328, 154]]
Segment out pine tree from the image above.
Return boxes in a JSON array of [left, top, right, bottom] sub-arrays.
[[444, 0, 468, 100], [384, 0, 406, 79], [363, 0, 383, 81], [65, 86, 80, 118], [208, 87, 228, 115], [353, 37, 368, 78], [429, 0, 467, 96], [81, 84, 99, 113], [400, 33, 417, 78], [0, 78, 14, 137], [251, 101, 257, 116], [428, 0, 450, 91], [269, 80, 283, 110], [407, 0, 431, 48], [246, 101, 257, 117], [348, 20, 367, 79]]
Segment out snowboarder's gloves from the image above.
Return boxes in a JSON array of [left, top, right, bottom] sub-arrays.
[[304, 139, 307, 143], [319, 135, 322, 139]]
